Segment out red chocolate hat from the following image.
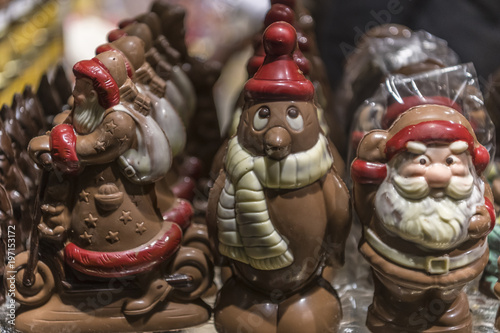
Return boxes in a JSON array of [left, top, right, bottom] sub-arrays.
[[107, 29, 127, 43], [244, 21, 314, 103], [264, 4, 295, 27], [384, 105, 490, 173], [73, 58, 120, 110], [95, 43, 135, 79], [118, 18, 136, 29], [382, 95, 462, 129], [351, 105, 490, 186], [270, 0, 296, 9], [247, 42, 265, 77]]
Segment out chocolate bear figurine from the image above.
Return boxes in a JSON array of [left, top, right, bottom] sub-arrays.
[[11, 53, 213, 332], [207, 22, 351, 333], [351, 105, 494, 332]]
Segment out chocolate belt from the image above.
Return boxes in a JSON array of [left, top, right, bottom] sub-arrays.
[[365, 227, 487, 274]]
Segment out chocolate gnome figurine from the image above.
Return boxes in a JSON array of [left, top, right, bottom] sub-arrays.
[[351, 105, 494, 332], [10, 52, 212, 332], [207, 22, 351, 332]]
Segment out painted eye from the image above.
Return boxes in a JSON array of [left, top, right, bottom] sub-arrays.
[[253, 107, 270, 130], [286, 107, 304, 131], [258, 107, 270, 118], [446, 156, 458, 165], [414, 155, 429, 166]]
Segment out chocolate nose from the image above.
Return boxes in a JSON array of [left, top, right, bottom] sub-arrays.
[[425, 163, 452, 189], [264, 126, 291, 160]]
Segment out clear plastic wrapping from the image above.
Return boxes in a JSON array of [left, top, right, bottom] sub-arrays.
[[369, 30, 459, 74], [348, 63, 496, 169], [335, 27, 460, 133]]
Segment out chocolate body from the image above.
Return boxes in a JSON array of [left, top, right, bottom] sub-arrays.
[[12, 54, 212, 332], [207, 22, 351, 333], [352, 105, 493, 332]]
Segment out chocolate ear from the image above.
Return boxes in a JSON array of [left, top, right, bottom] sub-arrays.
[[473, 145, 490, 174], [356, 130, 389, 163]]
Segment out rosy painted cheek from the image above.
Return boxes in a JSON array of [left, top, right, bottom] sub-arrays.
[[397, 163, 426, 178], [450, 164, 468, 177]]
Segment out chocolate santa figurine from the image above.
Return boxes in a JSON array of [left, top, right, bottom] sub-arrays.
[[207, 22, 351, 332], [133, 12, 197, 120], [351, 104, 494, 332], [95, 36, 201, 236], [108, 23, 191, 127], [11, 53, 212, 332]]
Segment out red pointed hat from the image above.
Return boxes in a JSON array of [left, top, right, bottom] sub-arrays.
[[270, 0, 296, 9], [244, 21, 314, 103], [264, 4, 295, 27], [95, 43, 135, 79], [73, 57, 120, 110], [382, 95, 462, 129], [384, 105, 490, 173], [107, 29, 127, 42]]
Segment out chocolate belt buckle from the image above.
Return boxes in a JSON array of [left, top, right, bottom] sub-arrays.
[[425, 255, 450, 274]]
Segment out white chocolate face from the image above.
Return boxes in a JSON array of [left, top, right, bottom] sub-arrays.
[[395, 144, 470, 199], [375, 142, 484, 250]]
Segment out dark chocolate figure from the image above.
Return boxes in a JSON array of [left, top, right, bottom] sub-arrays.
[[207, 22, 351, 333], [0, 119, 31, 249], [0, 183, 14, 305]]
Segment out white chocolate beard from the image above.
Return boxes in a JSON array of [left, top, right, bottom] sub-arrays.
[[217, 134, 333, 270], [392, 173, 474, 200], [375, 166, 484, 250], [72, 102, 105, 134]]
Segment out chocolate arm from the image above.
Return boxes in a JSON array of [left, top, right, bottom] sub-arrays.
[[352, 130, 388, 226], [468, 175, 495, 238], [323, 169, 351, 267], [27, 134, 51, 167], [75, 111, 136, 165], [206, 169, 226, 264]]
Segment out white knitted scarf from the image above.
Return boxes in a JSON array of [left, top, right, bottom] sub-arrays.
[[217, 134, 333, 270]]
